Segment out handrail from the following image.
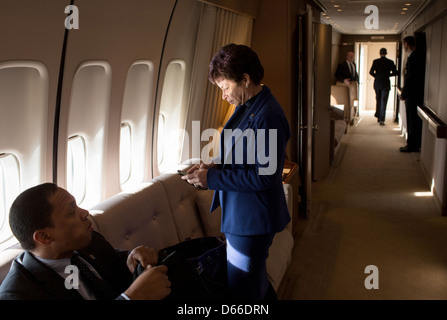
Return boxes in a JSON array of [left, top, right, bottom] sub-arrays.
[[417, 105, 447, 139]]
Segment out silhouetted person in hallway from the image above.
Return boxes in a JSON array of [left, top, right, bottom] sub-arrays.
[[336, 51, 359, 86], [399, 36, 425, 153], [370, 48, 398, 126]]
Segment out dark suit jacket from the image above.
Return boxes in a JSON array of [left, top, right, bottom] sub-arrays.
[[401, 50, 425, 104], [369, 56, 398, 90], [0, 232, 132, 300], [335, 61, 359, 82], [208, 86, 291, 236]]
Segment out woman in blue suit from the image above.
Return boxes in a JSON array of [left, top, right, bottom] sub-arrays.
[[183, 44, 291, 300]]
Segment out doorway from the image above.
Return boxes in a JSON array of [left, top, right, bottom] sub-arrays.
[[357, 42, 399, 114]]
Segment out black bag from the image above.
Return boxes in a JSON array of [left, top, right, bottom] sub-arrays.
[[134, 237, 227, 300]]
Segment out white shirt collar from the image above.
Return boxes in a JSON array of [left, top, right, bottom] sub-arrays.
[[34, 255, 71, 275], [34, 253, 97, 300]]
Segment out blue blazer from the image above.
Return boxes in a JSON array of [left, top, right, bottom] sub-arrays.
[[207, 86, 291, 236]]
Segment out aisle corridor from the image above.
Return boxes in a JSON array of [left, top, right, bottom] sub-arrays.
[[278, 111, 447, 300]]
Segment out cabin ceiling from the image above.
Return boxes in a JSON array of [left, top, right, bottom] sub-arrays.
[[318, 0, 431, 35]]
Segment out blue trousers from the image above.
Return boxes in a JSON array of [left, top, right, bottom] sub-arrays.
[[225, 233, 275, 300]]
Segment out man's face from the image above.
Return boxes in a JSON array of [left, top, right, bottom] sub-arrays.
[[346, 52, 355, 63], [44, 187, 94, 258], [403, 42, 411, 53]]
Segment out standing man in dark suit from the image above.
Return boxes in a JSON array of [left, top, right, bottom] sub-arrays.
[[399, 36, 425, 153], [369, 48, 398, 126], [0, 183, 171, 300], [336, 51, 359, 86]]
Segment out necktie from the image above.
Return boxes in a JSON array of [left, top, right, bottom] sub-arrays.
[[350, 63, 355, 80], [71, 252, 117, 300]]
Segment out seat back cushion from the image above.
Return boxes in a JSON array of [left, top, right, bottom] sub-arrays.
[[330, 85, 350, 106], [154, 174, 205, 241], [195, 189, 224, 238], [89, 182, 180, 251]]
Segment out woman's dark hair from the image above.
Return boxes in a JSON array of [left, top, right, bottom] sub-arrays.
[[209, 43, 264, 86], [9, 183, 58, 250]]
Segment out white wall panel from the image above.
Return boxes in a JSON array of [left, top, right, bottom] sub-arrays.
[[418, 10, 447, 215], [151, 0, 202, 177], [438, 16, 447, 122], [120, 61, 155, 190], [57, 0, 177, 201], [67, 62, 112, 207], [0, 63, 49, 189], [426, 19, 442, 114], [0, 0, 69, 185]]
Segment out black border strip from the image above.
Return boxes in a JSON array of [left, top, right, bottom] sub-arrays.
[[53, 0, 75, 183]]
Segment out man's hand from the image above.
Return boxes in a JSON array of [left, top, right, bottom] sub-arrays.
[[127, 246, 158, 273], [124, 265, 171, 300]]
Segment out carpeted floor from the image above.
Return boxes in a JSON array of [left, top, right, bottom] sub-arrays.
[[278, 111, 447, 300]]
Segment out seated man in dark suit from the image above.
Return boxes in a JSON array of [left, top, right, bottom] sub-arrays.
[[369, 48, 398, 125], [0, 183, 171, 300], [335, 51, 359, 86]]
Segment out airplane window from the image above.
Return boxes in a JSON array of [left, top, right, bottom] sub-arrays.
[[158, 113, 166, 165], [67, 62, 111, 208], [67, 135, 86, 205], [121, 61, 154, 188], [0, 62, 49, 203], [0, 153, 20, 245], [120, 123, 132, 185], [157, 60, 186, 172]]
